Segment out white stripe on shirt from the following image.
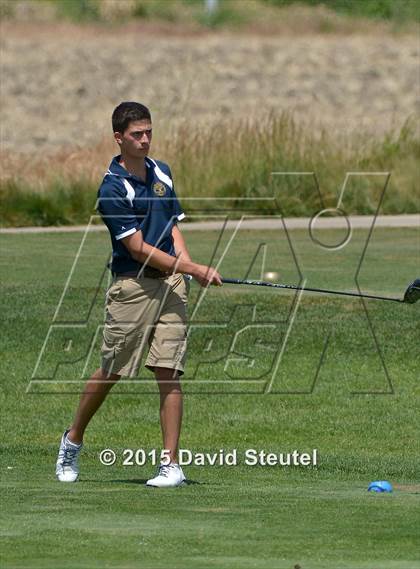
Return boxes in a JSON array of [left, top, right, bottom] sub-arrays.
[[115, 227, 137, 241]]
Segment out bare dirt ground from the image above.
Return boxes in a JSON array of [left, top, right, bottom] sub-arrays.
[[0, 22, 419, 154]]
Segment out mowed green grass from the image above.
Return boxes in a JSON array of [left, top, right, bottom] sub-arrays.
[[1, 226, 419, 569]]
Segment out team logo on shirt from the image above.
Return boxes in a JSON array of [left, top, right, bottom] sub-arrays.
[[153, 182, 166, 196]]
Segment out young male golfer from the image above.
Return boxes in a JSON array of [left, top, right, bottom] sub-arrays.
[[56, 102, 222, 487]]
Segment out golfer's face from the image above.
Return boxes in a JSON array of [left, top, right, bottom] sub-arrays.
[[118, 120, 152, 157]]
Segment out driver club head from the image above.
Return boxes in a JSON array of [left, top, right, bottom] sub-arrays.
[[403, 278, 420, 304]]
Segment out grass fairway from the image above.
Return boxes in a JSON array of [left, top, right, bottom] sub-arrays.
[[1, 226, 419, 569]]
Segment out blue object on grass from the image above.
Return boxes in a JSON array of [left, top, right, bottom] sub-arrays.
[[368, 480, 393, 493]]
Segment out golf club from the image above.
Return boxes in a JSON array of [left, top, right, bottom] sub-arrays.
[[221, 277, 420, 304]]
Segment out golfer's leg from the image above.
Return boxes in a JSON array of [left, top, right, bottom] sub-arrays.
[[68, 277, 162, 445], [155, 367, 183, 464], [67, 367, 120, 445]]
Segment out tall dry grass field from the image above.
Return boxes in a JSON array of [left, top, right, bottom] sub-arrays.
[[1, 113, 419, 226]]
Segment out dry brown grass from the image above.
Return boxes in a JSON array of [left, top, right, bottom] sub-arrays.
[[1, 112, 418, 227], [1, 137, 116, 190], [0, 112, 362, 190]]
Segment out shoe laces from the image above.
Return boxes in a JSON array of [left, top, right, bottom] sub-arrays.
[[62, 446, 79, 467], [158, 464, 174, 478]]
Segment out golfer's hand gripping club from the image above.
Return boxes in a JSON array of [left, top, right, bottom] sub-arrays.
[[122, 231, 222, 287], [191, 264, 223, 288]]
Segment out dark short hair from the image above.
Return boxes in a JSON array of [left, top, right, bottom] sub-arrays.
[[112, 102, 151, 134]]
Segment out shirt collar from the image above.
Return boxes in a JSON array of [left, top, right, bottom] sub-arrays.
[[108, 155, 151, 179]]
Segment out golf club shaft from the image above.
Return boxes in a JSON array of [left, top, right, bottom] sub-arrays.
[[221, 278, 403, 303]]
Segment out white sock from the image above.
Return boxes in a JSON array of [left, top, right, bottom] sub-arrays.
[[65, 433, 82, 448]]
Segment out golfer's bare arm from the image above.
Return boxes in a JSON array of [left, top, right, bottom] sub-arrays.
[[171, 224, 192, 263], [122, 229, 222, 287]]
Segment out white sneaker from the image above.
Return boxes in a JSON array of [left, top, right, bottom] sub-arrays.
[[146, 463, 186, 488], [56, 430, 83, 482]]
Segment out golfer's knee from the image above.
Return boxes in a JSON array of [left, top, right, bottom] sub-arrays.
[[96, 368, 121, 383], [155, 367, 182, 393]]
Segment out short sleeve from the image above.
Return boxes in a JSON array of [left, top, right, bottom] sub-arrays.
[[97, 179, 141, 240]]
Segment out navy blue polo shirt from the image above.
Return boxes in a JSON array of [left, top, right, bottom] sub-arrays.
[[97, 155, 185, 274]]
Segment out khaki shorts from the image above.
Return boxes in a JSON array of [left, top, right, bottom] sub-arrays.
[[101, 273, 190, 377]]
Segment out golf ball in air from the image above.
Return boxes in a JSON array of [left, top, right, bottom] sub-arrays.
[[264, 272, 279, 281]]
